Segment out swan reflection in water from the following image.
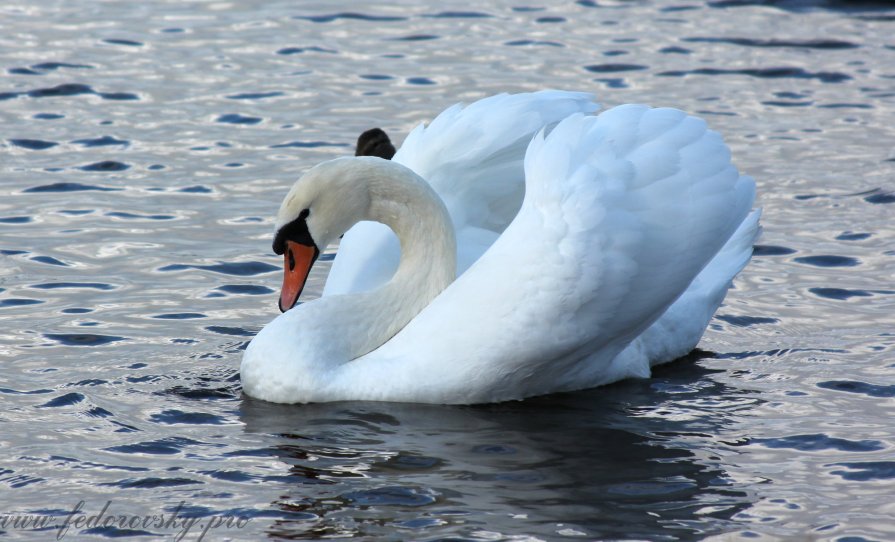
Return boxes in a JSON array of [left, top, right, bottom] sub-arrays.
[[238, 353, 759, 540]]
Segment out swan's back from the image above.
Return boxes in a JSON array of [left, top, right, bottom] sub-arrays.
[[336, 105, 755, 403]]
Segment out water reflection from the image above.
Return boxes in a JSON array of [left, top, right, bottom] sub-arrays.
[[239, 354, 759, 540]]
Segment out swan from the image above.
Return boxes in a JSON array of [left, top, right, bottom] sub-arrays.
[[241, 91, 760, 404]]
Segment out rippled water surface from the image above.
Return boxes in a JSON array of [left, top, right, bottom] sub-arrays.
[[2, 1, 894, 540]]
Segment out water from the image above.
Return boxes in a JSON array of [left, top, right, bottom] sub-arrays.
[[2, 0, 894, 539]]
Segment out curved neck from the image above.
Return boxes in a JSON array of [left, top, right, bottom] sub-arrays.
[[336, 159, 457, 360]]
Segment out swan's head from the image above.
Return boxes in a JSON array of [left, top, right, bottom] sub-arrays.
[[272, 157, 377, 312]]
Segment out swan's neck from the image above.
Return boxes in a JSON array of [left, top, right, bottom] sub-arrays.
[[334, 159, 457, 360]]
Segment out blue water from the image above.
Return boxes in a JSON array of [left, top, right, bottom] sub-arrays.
[[2, 0, 894, 540]]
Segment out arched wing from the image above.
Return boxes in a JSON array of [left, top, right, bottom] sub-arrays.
[[323, 91, 599, 296]]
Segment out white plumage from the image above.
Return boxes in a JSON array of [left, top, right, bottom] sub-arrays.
[[241, 91, 760, 404]]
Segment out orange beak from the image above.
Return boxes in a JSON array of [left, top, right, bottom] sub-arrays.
[[279, 240, 319, 312]]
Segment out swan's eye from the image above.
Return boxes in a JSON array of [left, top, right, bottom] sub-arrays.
[[288, 248, 296, 271], [273, 208, 315, 255]]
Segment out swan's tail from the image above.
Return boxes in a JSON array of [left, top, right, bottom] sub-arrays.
[[645, 207, 762, 365], [690, 207, 762, 303], [606, 207, 762, 379]]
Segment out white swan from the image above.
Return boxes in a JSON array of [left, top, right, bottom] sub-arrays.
[[241, 91, 760, 404]]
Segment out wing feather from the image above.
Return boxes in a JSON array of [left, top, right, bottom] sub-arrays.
[[324, 90, 599, 296]]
